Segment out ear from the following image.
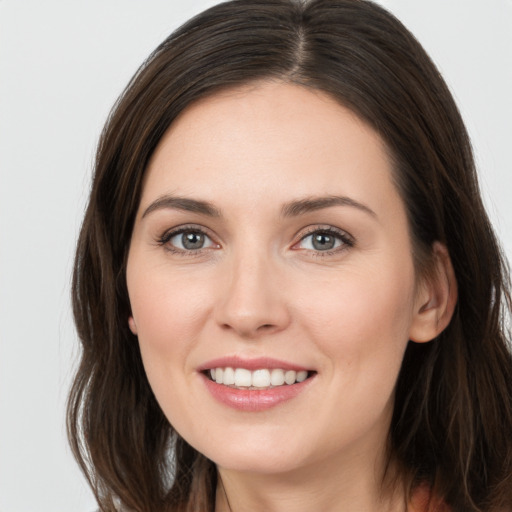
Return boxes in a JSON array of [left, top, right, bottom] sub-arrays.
[[128, 316, 138, 335], [409, 242, 458, 343]]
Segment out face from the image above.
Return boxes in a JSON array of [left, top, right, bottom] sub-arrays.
[[126, 82, 427, 477]]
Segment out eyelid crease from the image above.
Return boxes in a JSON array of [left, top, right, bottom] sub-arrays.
[[156, 224, 220, 253], [155, 224, 355, 258], [295, 225, 355, 244]]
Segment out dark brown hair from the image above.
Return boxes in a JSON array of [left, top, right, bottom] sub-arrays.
[[68, 1, 512, 510]]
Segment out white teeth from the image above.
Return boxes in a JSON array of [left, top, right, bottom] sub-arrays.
[[270, 368, 285, 386], [252, 369, 270, 388], [208, 367, 311, 388], [284, 370, 297, 385], [223, 367, 235, 385], [234, 368, 252, 387], [296, 370, 308, 382]]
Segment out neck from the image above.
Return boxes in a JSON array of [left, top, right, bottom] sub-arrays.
[[215, 445, 406, 512]]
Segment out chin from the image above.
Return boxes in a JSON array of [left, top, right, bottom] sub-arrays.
[[210, 450, 306, 475], [190, 429, 318, 476]]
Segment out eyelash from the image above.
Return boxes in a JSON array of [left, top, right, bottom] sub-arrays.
[[156, 225, 354, 257], [293, 226, 354, 256], [157, 225, 218, 256]]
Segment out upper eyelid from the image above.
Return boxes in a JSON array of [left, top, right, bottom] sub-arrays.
[[158, 224, 219, 246], [294, 225, 354, 242], [160, 223, 214, 237], [157, 226, 220, 257], [291, 227, 355, 256], [156, 223, 354, 248]]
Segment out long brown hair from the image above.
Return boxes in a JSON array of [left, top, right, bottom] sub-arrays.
[[68, 1, 512, 510]]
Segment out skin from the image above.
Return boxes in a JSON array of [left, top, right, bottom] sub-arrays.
[[126, 81, 456, 512]]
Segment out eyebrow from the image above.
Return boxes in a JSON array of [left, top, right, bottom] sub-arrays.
[[142, 195, 221, 219], [141, 194, 376, 220], [281, 195, 377, 218]]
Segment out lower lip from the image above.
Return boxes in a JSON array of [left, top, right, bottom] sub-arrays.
[[202, 374, 314, 411]]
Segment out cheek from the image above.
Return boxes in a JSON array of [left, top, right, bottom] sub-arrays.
[[297, 261, 416, 373], [127, 264, 213, 379], [130, 260, 208, 333], [127, 266, 217, 436], [292, 263, 416, 442]]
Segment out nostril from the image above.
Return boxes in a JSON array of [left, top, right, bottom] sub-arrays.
[[258, 323, 276, 331]]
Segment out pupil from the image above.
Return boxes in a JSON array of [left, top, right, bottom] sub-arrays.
[[313, 233, 335, 250], [182, 232, 204, 250]]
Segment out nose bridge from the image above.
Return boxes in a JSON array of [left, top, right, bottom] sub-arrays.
[[216, 241, 289, 337]]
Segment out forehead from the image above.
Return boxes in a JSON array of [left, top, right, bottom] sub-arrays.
[[141, 81, 401, 220]]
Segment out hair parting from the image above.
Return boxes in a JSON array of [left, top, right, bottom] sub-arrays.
[[68, 1, 512, 511]]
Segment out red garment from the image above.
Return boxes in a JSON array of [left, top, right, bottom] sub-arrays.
[[409, 486, 451, 512]]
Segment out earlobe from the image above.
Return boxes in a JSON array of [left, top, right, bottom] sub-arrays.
[[409, 242, 458, 343], [128, 316, 138, 335]]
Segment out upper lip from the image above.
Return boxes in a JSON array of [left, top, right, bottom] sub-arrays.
[[198, 356, 312, 372]]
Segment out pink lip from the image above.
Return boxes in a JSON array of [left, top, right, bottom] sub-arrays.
[[201, 374, 314, 412], [197, 356, 315, 412], [198, 356, 311, 372]]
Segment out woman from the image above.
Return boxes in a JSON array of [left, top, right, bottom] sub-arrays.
[[67, 0, 512, 511]]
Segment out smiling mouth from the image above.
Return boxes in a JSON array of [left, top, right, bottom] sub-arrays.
[[204, 367, 315, 389]]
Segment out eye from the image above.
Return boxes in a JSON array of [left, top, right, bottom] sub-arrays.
[[294, 227, 353, 253], [159, 227, 218, 253]]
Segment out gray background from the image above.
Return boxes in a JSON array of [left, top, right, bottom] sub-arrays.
[[1, 1, 511, 510]]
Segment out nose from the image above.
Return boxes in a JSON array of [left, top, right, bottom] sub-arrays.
[[214, 249, 291, 339]]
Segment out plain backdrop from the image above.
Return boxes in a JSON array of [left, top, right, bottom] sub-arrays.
[[0, 1, 511, 511]]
